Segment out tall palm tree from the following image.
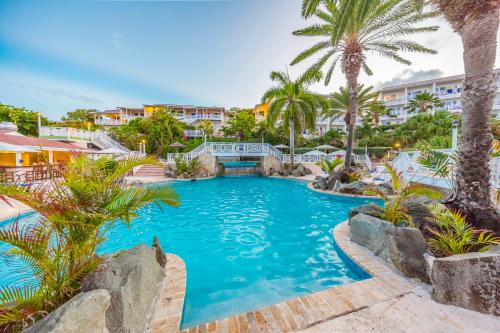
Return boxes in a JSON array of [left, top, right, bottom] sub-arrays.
[[365, 103, 388, 126], [292, 0, 438, 171], [405, 92, 443, 113], [302, 0, 500, 233], [262, 70, 329, 174], [323, 84, 380, 127]]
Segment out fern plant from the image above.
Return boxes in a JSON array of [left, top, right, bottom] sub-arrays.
[[316, 158, 343, 174], [366, 163, 442, 226], [426, 204, 500, 256], [0, 154, 180, 331]]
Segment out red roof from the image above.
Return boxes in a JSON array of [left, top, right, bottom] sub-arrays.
[[0, 134, 90, 151]]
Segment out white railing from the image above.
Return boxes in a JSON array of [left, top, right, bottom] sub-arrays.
[[184, 130, 204, 137], [164, 142, 361, 165], [94, 118, 123, 126], [40, 126, 130, 153], [282, 153, 360, 164]]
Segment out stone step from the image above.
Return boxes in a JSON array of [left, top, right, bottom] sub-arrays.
[[134, 165, 165, 177]]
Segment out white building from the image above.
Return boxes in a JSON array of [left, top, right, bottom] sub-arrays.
[[314, 68, 500, 133]]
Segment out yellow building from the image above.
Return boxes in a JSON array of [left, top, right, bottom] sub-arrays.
[[253, 102, 270, 122]]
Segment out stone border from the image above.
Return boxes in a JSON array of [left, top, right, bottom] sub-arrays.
[[307, 182, 379, 199], [147, 254, 187, 333], [180, 222, 420, 333]]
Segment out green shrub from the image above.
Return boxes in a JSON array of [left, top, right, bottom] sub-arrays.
[[426, 204, 500, 256]]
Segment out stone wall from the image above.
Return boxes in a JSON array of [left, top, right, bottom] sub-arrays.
[[198, 153, 217, 176], [261, 155, 282, 175], [431, 247, 500, 315]]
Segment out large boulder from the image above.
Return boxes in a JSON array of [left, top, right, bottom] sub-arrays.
[[296, 164, 306, 176], [431, 249, 500, 315], [386, 227, 430, 282], [338, 180, 367, 195], [316, 176, 328, 190], [348, 204, 384, 220], [402, 195, 436, 230], [304, 167, 313, 175], [81, 245, 165, 333], [24, 290, 110, 333], [292, 169, 302, 177], [350, 213, 394, 262]]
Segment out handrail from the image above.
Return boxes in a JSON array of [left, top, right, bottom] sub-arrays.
[[40, 126, 130, 152]]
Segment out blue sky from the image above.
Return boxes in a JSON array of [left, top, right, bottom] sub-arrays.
[[1, 0, 499, 120]]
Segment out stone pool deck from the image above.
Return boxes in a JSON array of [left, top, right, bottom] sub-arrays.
[[0, 197, 33, 221], [169, 222, 499, 333]]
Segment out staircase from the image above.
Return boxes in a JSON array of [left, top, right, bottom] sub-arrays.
[[133, 164, 165, 178], [39, 126, 131, 153]]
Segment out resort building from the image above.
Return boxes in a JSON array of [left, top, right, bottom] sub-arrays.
[[253, 102, 270, 122], [93, 104, 228, 136], [377, 68, 500, 125], [0, 122, 93, 182]]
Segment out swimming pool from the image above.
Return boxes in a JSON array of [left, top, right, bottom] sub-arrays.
[[0, 177, 379, 328]]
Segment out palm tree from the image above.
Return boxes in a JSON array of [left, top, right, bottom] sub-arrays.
[[0, 155, 179, 329], [301, 0, 500, 233], [292, 0, 437, 171], [405, 92, 443, 113], [364, 103, 388, 126], [323, 85, 380, 127], [262, 70, 329, 174]]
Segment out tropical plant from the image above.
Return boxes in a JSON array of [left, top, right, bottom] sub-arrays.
[[405, 92, 443, 113], [0, 103, 48, 136], [292, 0, 437, 171], [426, 204, 500, 256], [392, 111, 454, 146], [174, 156, 201, 178], [364, 103, 388, 126], [262, 70, 329, 173], [317, 158, 344, 174], [322, 85, 380, 125], [417, 148, 456, 188], [196, 120, 214, 137], [366, 163, 442, 225], [108, 109, 185, 155], [0, 155, 180, 330], [220, 110, 256, 142]]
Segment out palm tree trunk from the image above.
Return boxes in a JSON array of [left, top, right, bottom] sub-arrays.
[[444, 5, 500, 232], [289, 118, 295, 175], [344, 72, 360, 172]]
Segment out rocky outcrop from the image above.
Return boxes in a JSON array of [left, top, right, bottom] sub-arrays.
[[24, 290, 110, 333], [152, 236, 167, 268], [402, 196, 436, 230], [339, 180, 367, 195], [313, 176, 328, 190], [386, 227, 430, 282], [81, 245, 165, 333], [350, 213, 430, 282], [431, 249, 500, 315], [350, 213, 393, 261], [348, 204, 384, 220], [327, 170, 349, 190]]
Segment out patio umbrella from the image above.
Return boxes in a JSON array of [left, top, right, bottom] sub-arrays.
[[169, 142, 186, 152], [274, 144, 289, 151], [316, 144, 335, 152]]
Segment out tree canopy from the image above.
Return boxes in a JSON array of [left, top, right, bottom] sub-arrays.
[[0, 103, 48, 136]]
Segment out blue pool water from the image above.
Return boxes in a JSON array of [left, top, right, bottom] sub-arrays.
[[223, 161, 257, 168], [0, 177, 379, 328]]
